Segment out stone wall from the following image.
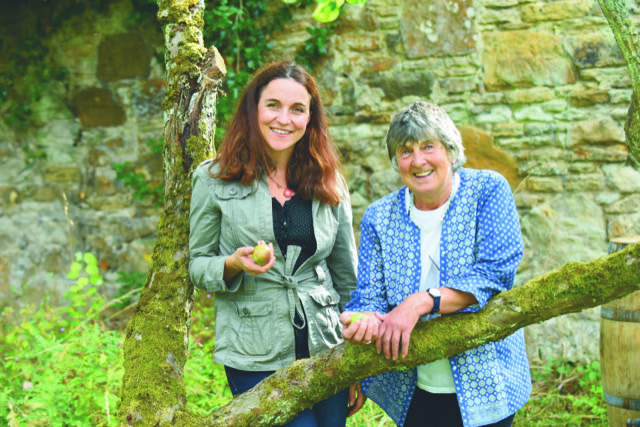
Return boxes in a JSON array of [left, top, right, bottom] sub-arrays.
[[0, 1, 165, 306], [266, 0, 640, 363], [1, 0, 639, 363]]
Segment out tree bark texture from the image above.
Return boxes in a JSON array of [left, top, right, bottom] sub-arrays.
[[598, 0, 640, 162], [118, 0, 225, 425]]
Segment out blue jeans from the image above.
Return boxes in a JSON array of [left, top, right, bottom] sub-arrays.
[[224, 318, 349, 427]]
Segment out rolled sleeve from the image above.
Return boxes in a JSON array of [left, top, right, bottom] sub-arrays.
[[345, 208, 389, 314], [446, 173, 523, 311]]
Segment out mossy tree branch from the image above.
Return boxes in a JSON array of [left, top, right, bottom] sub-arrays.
[[203, 241, 640, 426], [598, 0, 640, 162]]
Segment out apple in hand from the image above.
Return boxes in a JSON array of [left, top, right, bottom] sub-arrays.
[[349, 312, 369, 326], [252, 243, 272, 266]]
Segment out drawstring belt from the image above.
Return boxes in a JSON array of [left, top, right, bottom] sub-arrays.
[[281, 245, 306, 329]]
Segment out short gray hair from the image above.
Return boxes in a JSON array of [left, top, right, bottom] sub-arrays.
[[386, 101, 466, 173]]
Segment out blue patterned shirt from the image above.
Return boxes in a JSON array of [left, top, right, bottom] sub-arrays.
[[346, 168, 531, 427]]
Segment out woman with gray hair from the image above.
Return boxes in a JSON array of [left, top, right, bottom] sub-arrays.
[[340, 101, 531, 427]]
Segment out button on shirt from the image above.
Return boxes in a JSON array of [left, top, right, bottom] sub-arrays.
[[272, 195, 317, 274]]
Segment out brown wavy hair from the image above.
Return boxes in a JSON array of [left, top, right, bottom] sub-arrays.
[[210, 60, 343, 205]]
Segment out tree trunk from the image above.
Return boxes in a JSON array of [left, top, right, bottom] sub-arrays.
[[118, 0, 640, 425], [598, 0, 640, 162], [118, 0, 225, 424]]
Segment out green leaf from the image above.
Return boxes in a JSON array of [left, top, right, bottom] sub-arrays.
[[85, 263, 99, 277], [83, 252, 98, 265], [77, 277, 89, 287], [312, 0, 343, 22], [74, 252, 83, 262], [67, 262, 82, 279], [346, 0, 366, 3], [89, 274, 103, 286]]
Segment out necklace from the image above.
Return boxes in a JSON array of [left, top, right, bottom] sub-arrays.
[[268, 175, 293, 198]]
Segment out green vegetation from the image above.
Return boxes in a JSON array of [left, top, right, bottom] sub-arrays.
[[0, 255, 611, 425], [112, 137, 165, 207], [515, 358, 608, 427]]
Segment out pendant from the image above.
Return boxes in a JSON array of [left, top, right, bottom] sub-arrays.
[[283, 188, 293, 198]]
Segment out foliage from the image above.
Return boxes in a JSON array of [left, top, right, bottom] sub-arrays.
[[112, 271, 146, 309], [0, 252, 120, 426], [312, 0, 366, 23], [514, 357, 608, 426], [296, 21, 340, 71], [0, 273, 612, 426]]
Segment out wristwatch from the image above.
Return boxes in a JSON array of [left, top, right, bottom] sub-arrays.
[[427, 288, 441, 314]]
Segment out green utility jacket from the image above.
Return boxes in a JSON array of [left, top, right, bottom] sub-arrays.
[[188, 161, 358, 371]]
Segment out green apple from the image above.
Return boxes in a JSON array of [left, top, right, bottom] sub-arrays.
[[252, 243, 272, 266], [349, 312, 369, 326]]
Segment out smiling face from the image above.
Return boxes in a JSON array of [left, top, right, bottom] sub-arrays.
[[396, 139, 454, 210], [257, 78, 311, 161]]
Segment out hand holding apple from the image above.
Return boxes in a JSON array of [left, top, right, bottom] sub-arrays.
[[341, 311, 378, 345], [252, 243, 273, 266]]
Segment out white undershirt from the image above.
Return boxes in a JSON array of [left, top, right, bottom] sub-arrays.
[[405, 173, 459, 394]]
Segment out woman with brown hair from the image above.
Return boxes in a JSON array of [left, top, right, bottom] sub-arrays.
[[189, 60, 363, 426]]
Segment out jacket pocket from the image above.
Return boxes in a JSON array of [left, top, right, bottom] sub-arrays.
[[230, 300, 274, 356], [308, 287, 342, 348]]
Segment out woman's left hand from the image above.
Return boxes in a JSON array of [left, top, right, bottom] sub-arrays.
[[347, 384, 367, 417], [375, 293, 425, 360]]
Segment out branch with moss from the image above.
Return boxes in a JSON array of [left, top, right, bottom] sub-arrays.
[[203, 241, 640, 426]]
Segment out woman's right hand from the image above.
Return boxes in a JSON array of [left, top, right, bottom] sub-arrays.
[[340, 311, 380, 345], [223, 242, 275, 279]]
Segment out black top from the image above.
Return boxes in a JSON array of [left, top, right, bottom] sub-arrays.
[[272, 195, 317, 274]]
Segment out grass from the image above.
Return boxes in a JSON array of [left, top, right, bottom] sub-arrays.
[[0, 269, 610, 426]]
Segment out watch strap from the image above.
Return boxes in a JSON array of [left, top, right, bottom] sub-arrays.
[[428, 288, 441, 314]]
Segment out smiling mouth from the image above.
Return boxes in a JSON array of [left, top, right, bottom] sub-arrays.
[[271, 128, 292, 135], [414, 170, 434, 178]]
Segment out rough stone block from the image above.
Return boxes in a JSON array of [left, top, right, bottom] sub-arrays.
[[71, 87, 127, 128], [97, 33, 152, 81], [459, 125, 521, 188], [569, 118, 625, 146], [603, 163, 640, 193], [401, 0, 477, 58], [568, 89, 610, 106], [564, 32, 625, 68], [605, 194, 640, 213], [44, 165, 82, 183], [504, 87, 556, 104], [527, 176, 564, 192], [521, 0, 590, 22], [571, 144, 629, 162], [565, 174, 606, 191], [483, 30, 575, 90]]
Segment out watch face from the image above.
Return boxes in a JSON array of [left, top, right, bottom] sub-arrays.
[[429, 288, 441, 298]]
